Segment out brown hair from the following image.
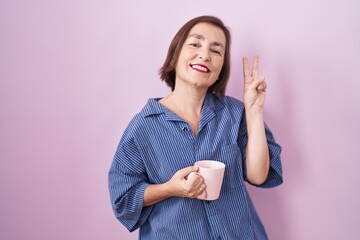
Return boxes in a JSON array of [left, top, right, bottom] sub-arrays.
[[159, 15, 231, 97]]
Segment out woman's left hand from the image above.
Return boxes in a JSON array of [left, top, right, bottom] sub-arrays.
[[241, 55, 270, 185], [243, 55, 267, 111]]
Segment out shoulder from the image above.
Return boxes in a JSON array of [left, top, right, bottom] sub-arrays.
[[121, 98, 164, 139], [210, 94, 245, 113], [222, 95, 244, 108], [206, 94, 245, 123], [118, 113, 143, 143]]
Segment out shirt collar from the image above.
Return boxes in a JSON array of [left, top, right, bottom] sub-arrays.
[[140, 92, 224, 121], [205, 91, 224, 112], [140, 98, 164, 118]]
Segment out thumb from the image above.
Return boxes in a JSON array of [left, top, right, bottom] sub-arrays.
[[177, 166, 199, 179], [250, 75, 265, 90]]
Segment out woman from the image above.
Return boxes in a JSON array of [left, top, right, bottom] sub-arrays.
[[109, 15, 282, 239]]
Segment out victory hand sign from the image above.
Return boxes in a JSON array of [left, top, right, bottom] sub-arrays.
[[242, 55, 270, 185], [243, 55, 267, 111]]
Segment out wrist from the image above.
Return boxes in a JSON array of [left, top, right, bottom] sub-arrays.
[[245, 110, 265, 134], [245, 104, 264, 114], [245, 107, 264, 122], [162, 181, 175, 198]]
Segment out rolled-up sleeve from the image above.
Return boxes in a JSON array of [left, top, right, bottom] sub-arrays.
[[238, 112, 283, 188], [257, 123, 283, 188], [108, 136, 153, 232]]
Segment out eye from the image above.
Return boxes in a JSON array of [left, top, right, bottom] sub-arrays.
[[189, 42, 199, 48], [211, 49, 222, 56]]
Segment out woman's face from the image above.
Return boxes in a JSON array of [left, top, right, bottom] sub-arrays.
[[175, 23, 226, 91]]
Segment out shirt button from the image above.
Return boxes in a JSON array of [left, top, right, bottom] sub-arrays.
[[217, 237, 222, 240], [181, 127, 188, 132], [206, 201, 211, 204]]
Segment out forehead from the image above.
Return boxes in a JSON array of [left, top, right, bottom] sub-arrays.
[[187, 22, 226, 46]]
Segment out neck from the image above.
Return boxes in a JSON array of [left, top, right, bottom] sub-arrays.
[[169, 85, 207, 116], [159, 82, 208, 137]]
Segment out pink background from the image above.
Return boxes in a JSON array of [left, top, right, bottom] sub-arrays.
[[1, 1, 359, 239]]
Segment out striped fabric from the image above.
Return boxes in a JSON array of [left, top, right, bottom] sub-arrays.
[[108, 92, 283, 240]]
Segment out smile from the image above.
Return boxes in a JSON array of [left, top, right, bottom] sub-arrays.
[[190, 64, 210, 73]]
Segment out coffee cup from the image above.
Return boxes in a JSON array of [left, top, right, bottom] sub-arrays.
[[188, 160, 226, 200]]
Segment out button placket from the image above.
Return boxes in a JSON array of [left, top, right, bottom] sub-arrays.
[[203, 201, 226, 240], [179, 123, 194, 140]]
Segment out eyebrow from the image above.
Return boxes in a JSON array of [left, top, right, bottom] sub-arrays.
[[187, 34, 225, 48]]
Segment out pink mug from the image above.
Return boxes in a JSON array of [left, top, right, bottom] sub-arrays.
[[188, 160, 226, 200]]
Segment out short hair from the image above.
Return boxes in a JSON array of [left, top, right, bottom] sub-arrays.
[[159, 15, 231, 97]]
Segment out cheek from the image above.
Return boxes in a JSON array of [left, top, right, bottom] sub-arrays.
[[214, 60, 224, 73]]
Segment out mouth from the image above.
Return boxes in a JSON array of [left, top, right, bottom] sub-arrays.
[[190, 64, 210, 73]]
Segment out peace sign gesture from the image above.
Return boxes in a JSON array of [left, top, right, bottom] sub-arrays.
[[243, 55, 267, 111]]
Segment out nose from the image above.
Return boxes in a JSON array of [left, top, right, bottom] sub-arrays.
[[198, 49, 210, 62]]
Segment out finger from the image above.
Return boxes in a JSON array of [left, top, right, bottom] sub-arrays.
[[250, 76, 265, 90], [188, 173, 203, 186], [178, 166, 199, 178], [243, 57, 253, 85], [257, 81, 267, 91], [197, 184, 206, 193], [252, 55, 259, 78], [187, 172, 199, 180], [243, 57, 251, 78]]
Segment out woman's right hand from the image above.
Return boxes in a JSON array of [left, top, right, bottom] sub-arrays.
[[166, 166, 206, 198]]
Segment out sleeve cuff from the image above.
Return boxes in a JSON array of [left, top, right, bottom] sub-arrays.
[[118, 182, 154, 232]]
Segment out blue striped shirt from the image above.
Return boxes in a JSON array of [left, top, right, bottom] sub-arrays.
[[108, 92, 283, 240]]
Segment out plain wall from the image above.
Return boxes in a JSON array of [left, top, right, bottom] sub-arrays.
[[1, 0, 359, 239]]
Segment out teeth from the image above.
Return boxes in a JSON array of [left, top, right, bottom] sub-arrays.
[[192, 65, 208, 72]]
